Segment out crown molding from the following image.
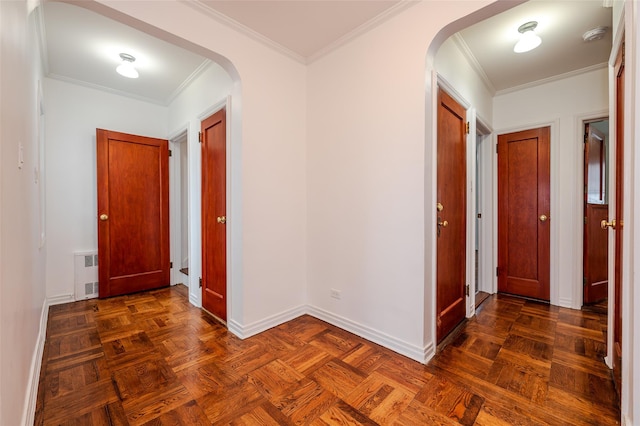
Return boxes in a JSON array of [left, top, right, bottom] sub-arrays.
[[164, 59, 212, 105], [47, 73, 169, 106], [185, 0, 418, 65], [307, 0, 419, 64], [183, 0, 307, 64], [495, 62, 608, 96], [451, 33, 496, 96]]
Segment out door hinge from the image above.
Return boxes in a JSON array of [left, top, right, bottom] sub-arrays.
[[466, 122, 470, 134], [170, 262, 173, 269], [496, 267, 499, 277], [169, 150, 172, 157], [199, 277, 203, 288], [496, 143, 498, 154], [198, 132, 203, 143], [583, 277, 587, 287], [584, 216, 587, 224], [465, 284, 470, 296]]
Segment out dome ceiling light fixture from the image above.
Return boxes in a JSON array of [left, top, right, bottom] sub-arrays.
[[514, 21, 542, 53], [116, 53, 139, 79], [582, 26, 608, 42]]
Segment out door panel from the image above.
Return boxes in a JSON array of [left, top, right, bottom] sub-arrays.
[[97, 129, 170, 298], [436, 88, 467, 343], [584, 204, 608, 302], [498, 127, 550, 301], [201, 108, 227, 321], [583, 123, 608, 304]]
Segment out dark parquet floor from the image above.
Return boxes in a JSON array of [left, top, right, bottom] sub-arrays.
[[35, 285, 620, 425]]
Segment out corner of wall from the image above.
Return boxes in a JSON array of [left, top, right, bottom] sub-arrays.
[[227, 305, 306, 339]]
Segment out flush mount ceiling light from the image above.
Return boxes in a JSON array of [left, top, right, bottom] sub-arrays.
[[514, 21, 542, 53], [116, 53, 139, 78]]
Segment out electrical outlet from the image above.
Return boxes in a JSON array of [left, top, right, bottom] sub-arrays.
[[330, 289, 341, 300]]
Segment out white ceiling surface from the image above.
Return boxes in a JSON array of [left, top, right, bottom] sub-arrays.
[[40, 0, 613, 106], [197, 0, 406, 60], [41, 2, 211, 105], [459, 0, 613, 93]]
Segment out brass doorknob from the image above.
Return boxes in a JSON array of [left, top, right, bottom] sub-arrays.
[[438, 220, 449, 228], [539, 214, 548, 222], [217, 216, 226, 224], [99, 214, 108, 221], [601, 219, 616, 230]]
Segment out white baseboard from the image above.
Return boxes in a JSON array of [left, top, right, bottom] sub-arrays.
[[222, 303, 434, 364], [189, 292, 201, 308], [48, 293, 74, 305], [228, 305, 307, 339], [21, 298, 50, 426], [307, 305, 432, 364], [558, 297, 573, 309]]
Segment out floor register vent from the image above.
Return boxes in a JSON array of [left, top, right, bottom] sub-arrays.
[[74, 251, 99, 300]]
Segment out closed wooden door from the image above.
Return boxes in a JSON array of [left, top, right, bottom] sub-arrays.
[[611, 40, 624, 395], [201, 109, 227, 321], [436, 88, 467, 343], [97, 129, 170, 298], [497, 127, 550, 301], [583, 123, 608, 304]]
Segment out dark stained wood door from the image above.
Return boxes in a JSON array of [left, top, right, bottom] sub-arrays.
[[97, 129, 170, 298], [611, 40, 624, 395], [201, 109, 227, 321], [583, 124, 608, 304], [497, 127, 550, 301], [436, 88, 467, 343]]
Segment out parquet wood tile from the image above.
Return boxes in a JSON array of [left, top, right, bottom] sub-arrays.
[[274, 378, 338, 425], [36, 286, 620, 425]]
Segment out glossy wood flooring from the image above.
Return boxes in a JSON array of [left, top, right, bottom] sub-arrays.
[[35, 285, 620, 425]]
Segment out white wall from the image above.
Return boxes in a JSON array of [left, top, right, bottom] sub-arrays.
[[166, 62, 233, 307], [306, 1, 515, 361], [493, 68, 608, 308], [44, 78, 168, 299], [435, 36, 494, 123], [0, 1, 47, 424]]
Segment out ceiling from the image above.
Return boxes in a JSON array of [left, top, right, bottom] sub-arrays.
[[40, 0, 613, 105], [458, 0, 612, 93]]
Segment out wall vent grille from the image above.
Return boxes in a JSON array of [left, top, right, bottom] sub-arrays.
[[74, 251, 98, 300]]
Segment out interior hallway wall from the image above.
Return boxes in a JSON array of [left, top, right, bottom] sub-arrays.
[[434, 36, 494, 123], [306, 1, 512, 360], [0, 2, 47, 424]]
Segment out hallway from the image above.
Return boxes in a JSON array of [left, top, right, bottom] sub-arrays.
[[35, 286, 619, 425]]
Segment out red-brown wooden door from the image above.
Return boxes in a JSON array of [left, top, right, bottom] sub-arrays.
[[611, 40, 624, 395], [436, 88, 467, 343], [497, 127, 550, 301], [97, 129, 170, 298], [201, 109, 227, 321], [583, 123, 608, 304]]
